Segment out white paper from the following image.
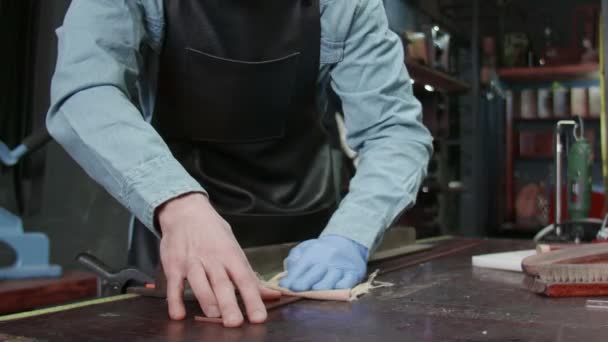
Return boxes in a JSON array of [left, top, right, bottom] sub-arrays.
[[471, 250, 537, 272]]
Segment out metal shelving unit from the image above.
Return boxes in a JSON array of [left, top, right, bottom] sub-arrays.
[[406, 61, 471, 93]]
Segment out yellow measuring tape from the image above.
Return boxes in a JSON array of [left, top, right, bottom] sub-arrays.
[[0, 294, 139, 322]]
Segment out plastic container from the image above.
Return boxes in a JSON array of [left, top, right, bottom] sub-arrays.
[[553, 86, 570, 118], [537, 88, 552, 118], [571, 87, 589, 117], [521, 89, 537, 119]]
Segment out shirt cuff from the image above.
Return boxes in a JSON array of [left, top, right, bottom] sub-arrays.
[[121, 154, 206, 237], [321, 200, 393, 251]]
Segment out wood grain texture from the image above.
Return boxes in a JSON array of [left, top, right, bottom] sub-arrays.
[[523, 244, 608, 297], [546, 283, 608, 297], [194, 296, 302, 325], [3, 239, 608, 341], [194, 316, 223, 324], [0, 333, 37, 342], [0, 271, 97, 315], [371, 239, 483, 275], [522, 243, 608, 274]]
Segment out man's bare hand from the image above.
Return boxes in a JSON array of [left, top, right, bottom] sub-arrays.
[[157, 193, 280, 327]]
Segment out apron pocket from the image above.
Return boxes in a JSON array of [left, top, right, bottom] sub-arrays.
[[182, 48, 300, 143]]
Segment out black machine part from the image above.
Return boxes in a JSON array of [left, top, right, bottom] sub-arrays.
[[77, 253, 154, 297]]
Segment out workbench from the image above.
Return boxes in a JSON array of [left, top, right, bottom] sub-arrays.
[[0, 271, 97, 315], [1, 238, 607, 341]]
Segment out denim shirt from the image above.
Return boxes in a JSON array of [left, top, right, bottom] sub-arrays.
[[47, 0, 433, 251]]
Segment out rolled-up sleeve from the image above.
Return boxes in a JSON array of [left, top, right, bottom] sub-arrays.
[[47, 0, 205, 233], [321, 0, 433, 250]]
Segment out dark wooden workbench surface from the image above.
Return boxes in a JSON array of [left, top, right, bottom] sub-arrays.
[[0, 271, 97, 315], [1, 238, 607, 341]]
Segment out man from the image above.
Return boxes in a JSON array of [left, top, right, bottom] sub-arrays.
[[48, 0, 432, 327]]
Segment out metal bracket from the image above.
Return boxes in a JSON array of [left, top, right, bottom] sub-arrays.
[[77, 253, 154, 296], [0, 208, 61, 279]]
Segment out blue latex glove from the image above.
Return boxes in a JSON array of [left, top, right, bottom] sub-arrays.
[[279, 234, 369, 292]]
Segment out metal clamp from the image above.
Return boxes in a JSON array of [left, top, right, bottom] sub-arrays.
[[77, 253, 154, 296]]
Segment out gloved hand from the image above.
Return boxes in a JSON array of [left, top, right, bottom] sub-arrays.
[[279, 234, 369, 292]]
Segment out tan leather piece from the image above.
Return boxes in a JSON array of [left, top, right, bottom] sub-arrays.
[[263, 270, 393, 302]]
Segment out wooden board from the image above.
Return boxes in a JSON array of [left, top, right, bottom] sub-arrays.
[[0, 271, 97, 315]]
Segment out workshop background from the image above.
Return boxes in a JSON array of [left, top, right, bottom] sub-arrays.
[[0, 0, 604, 270]]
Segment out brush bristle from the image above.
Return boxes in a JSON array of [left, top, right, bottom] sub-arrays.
[[536, 265, 608, 283]]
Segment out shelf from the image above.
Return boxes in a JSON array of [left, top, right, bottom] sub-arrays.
[[514, 117, 600, 122], [498, 63, 599, 83], [421, 179, 465, 194], [500, 222, 544, 233], [516, 156, 553, 161], [405, 61, 470, 94], [516, 157, 603, 165]]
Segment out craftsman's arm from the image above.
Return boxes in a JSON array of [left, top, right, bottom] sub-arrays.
[[48, 1, 274, 326], [47, 0, 205, 232], [321, 0, 433, 251]]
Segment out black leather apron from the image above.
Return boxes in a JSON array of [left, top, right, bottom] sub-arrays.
[[128, 0, 338, 275]]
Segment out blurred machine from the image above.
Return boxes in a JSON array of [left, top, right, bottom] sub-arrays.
[[0, 128, 59, 279], [536, 118, 607, 243]]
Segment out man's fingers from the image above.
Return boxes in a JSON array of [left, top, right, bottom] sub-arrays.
[[166, 272, 186, 320], [206, 264, 244, 327], [187, 264, 220, 318], [228, 263, 268, 324]]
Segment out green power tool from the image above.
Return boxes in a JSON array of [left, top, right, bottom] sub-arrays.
[[540, 118, 596, 243], [567, 119, 593, 237]]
